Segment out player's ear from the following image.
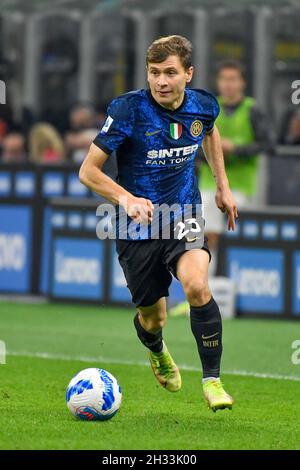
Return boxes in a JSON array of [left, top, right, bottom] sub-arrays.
[[185, 66, 194, 83]]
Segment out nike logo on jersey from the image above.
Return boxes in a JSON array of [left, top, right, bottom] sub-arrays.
[[201, 332, 219, 340], [145, 129, 162, 136]]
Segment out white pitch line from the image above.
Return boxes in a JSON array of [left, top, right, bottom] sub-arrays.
[[6, 350, 300, 382]]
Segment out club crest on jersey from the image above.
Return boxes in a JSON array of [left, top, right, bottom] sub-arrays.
[[170, 123, 182, 140], [190, 119, 203, 137]]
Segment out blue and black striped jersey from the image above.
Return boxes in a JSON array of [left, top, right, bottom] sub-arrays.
[[94, 88, 219, 239]]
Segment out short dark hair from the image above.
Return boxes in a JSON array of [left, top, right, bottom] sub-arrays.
[[146, 35, 192, 70], [216, 60, 246, 80]]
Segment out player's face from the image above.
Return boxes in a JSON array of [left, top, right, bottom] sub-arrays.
[[147, 55, 193, 110], [217, 68, 245, 101]]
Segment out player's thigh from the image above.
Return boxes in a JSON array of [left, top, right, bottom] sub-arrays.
[[116, 239, 172, 308], [176, 248, 211, 298]]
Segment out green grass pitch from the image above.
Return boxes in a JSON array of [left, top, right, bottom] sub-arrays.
[[0, 301, 300, 450]]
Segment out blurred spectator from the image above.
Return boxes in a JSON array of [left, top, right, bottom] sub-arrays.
[[67, 128, 99, 165], [1, 132, 26, 163], [68, 103, 96, 131], [200, 60, 274, 273], [29, 123, 66, 164], [0, 105, 16, 146], [279, 109, 300, 145], [65, 103, 99, 164], [96, 107, 106, 126]]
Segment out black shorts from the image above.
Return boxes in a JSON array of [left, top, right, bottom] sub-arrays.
[[115, 236, 210, 308]]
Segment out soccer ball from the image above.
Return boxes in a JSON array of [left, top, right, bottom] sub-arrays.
[[66, 368, 122, 421]]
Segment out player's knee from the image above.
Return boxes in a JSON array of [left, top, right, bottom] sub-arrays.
[[183, 278, 210, 305], [153, 317, 166, 330], [140, 310, 166, 332], [150, 313, 167, 331], [183, 277, 206, 297]]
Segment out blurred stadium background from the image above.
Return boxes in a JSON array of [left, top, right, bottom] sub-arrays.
[[1, 0, 300, 450]]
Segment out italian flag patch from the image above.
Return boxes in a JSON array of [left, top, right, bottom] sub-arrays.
[[170, 123, 182, 140]]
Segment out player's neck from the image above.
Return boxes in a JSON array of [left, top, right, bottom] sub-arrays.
[[161, 92, 185, 111]]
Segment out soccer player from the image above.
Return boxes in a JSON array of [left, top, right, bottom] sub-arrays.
[[79, 35, 238, 412]]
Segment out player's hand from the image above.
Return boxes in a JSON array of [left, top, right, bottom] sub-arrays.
[[215, 187, 238, 231], [123, 196, 154, 225]]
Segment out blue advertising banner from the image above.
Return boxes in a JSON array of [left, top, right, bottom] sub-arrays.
[[84, 213, 98, 231], [51, 237, 104, 300], [67, 212, 82, 230], [292, 252, 300, 316], [67, 173, 89, 197], [243, 220, 259, 239], [281, 222, 298, 241], [227, 248, 284, 314], [0, 172, 12, 197], [261, 221, 278, 240], [0, 205, 32, 292], [39, 207, 52, 295], [109, 243, 132, 303], [42, 172, 64, 197], [15, 172, 36, 198]]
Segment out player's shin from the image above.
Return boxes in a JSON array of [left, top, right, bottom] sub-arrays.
[[134, 312, 181, 392], [133, 313, 163, 353], [189, 297, 223, 379]]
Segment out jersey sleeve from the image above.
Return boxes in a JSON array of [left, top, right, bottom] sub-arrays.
[[206, 94, 220, 134], [93, 97, 134, 155]]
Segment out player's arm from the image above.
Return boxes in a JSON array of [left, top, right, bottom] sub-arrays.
[[79, 143, 154, 224], [202, 125, 238, 230]]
